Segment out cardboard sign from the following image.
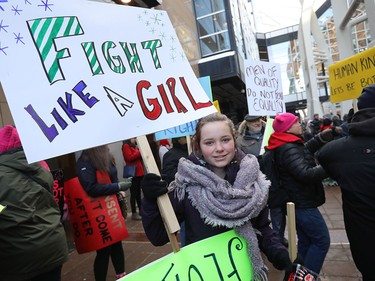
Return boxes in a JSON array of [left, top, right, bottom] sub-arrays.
[[121, 230, 253, 280], [64, 177, 128, 254], [328, 47, 375, 103], [244, 60, 285, 116], [0, 0, 216, 163], [52, 169, 64, 218]]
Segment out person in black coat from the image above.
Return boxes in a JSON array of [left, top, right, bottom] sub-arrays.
[[317, 84, 375, 281], [265, 113, 340, 274], [161, 137, 188, 185]]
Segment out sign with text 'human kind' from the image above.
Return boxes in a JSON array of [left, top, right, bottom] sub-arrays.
[[0, 0, 216, 163], [244, 60, 285, 116], [328, 47, 375, 103]]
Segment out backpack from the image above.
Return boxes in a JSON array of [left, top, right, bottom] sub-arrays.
[[261, 149, 289, 208]]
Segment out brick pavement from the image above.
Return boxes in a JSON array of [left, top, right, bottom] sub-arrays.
[[61, 186, 362, 281]]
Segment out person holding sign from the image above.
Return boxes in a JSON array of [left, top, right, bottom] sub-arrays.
[[265, 113, 342, 274], [236, 114, 264, 157], [141, 113, 294, 280], [0, 125, 68, 281], [316, 84, 375, 281], [76, 145, 131, 281]]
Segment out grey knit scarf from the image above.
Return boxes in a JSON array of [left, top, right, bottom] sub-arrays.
[[171, 154, 270, 280]]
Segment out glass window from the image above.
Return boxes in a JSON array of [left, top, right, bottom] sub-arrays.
[[194, 0, 230, 57], [194, 0, 225, 18]]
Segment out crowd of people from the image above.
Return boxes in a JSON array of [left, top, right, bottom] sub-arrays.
[[1, 84, 374, 281]]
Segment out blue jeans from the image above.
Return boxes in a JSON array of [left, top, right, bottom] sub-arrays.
[[270, 207, 286, 239], [295, 207, 330, 274]]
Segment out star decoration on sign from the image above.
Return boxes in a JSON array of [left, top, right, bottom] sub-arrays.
[[11, 5, 22, 15], [0, 0, 56, 57], [158, 31, 166, 41], [151, 14, 161, 25], [38, 0, 53, 12], [13, 32, 25, 44], [137, 10, 186, 63]]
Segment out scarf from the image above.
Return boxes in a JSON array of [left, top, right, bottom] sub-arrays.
[[266, 132, 303, 150], [172, 154, 270, 280]]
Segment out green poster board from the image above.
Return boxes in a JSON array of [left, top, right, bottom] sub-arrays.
[[121, 230, 253, 280]]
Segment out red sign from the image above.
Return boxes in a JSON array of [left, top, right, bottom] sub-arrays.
[[64, 177, 128, 254]]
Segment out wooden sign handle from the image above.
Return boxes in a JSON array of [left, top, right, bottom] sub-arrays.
[[136, 135, 181, 253], [286, 202, 297, 261]]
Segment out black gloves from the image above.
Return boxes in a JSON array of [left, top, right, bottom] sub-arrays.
[[271, 249, 293, 271], [317, 127, 343, 143], [141, 173, 168, 200], [118, 178, 132, 191]]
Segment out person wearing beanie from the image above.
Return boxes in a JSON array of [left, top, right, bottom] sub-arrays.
[[317, 83, 375, 280], [236, 114, 265, 157], [262, 113, 341, 274], [0, 125, 68, 281]]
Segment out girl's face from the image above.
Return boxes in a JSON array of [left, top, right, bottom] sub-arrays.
[[199, 121, 236, 172]]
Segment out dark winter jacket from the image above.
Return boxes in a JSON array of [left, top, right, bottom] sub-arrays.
[[161, 142, 188, 184], [265, 132, 327, 208], [317, 108, 375, 215], [0, 147, 68, 281], [142, 151, 286, 262], [76, 158, 120, 197]]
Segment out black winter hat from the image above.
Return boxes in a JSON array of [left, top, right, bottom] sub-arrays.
[[244, 114, 262, 121], [357, 84, 375, 110]]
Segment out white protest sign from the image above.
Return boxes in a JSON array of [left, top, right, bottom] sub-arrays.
[[0, 0, 216, 163], [244, 60, 285, 116]]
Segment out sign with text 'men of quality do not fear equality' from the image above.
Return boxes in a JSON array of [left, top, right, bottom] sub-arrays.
[[328, 47, 375, 103], [0, 0, 216, 163], [120, 230, 253, 281], [244, 59, 285, 116]]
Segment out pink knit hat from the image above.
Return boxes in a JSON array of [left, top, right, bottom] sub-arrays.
[[273, 113, 299, 133], [0, 125, 22, 153]]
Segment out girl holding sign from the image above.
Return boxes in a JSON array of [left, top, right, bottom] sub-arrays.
[[141, 112, 294, 280]]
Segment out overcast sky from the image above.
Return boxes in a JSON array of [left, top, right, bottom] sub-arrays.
[[251, 0, 327, 33]]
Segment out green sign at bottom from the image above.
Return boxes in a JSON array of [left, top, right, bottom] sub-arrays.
[[121, 230, 253, 280]]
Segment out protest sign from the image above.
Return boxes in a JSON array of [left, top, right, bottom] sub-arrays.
[[64, 177, 128, 254], [155, 76, 213, 140], [52, 169, 64, 218], [0, 0, 216, 163], [244, 60, 285, 116], [121, 230, 252, 280], [328, 47, 375, 103], [259, 117, 274, 155]]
